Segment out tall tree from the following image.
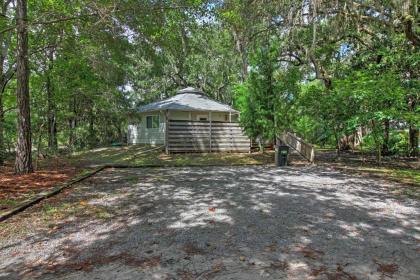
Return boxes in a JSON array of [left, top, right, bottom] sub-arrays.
[[0, 0, 14, 164], [15, 0, 33, 174], [46, 49, 57, 151]]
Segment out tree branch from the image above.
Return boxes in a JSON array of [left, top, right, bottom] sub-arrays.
[[0, 65, 15, 94], [403, 16, 420, 47], [0, 106, 15, 116]]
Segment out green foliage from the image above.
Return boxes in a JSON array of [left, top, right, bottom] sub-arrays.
[[234, 38, 302, 142], [0, 0, 418, 164], [234, 41, 277, 140], [363, 130, 411, 156], [389, 131, 410, 155]]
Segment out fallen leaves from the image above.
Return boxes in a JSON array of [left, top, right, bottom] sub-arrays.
[[333, 264, 358, 280], [310, 264, 358, 280], [183, 242, 206, 255], [23, 252, 161, 277], [123, 255, 161, 268], [0, 161, 77, 213], [178, 270, 195, 280], [180, 261, 226, 280], [310, 265, 327, 277], [203, 261, 226, 278], [270, 260, 289, 271], [0, 165, 76, 201], [375, 260, 399, 279], [212, 261, 225, 271], [296, 245, 324, 260]]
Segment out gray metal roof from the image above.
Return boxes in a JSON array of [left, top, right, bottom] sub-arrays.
[[138, 87, 238, 113]]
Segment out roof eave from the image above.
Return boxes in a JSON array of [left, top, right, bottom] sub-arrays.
[[138, 108, 238, 113]]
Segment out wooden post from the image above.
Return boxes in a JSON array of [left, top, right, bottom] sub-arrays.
[[229, 112, 232, 152], [165, 110, 169, 154], [209, 111, 212, 153]]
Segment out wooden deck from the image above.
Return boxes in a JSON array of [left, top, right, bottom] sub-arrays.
[[166, 120, 250, 153]]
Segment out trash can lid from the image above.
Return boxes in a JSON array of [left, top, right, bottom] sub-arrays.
[[278, 145, 289, 149]]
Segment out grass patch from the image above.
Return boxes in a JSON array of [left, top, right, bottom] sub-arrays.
[[42, 203, 72, 216], [0, 198, 18, 208], [40, 200, 114, 221], [391, 169, 420, 185], [380, 168, 419, 199], [347, 166, 419, 186], [328, 165, 420, 199], [78, 169, 95, 177], [125, 175, 139, 182], [65, 145, 274, 167], [95, 209, 114, 219]]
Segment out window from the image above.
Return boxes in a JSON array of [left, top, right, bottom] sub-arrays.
[[146, 115, 159, 129], [196, 114, 208, 121]]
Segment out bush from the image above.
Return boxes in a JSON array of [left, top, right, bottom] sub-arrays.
[[389, 130, 409, 156], [360, 130, 409, 156]]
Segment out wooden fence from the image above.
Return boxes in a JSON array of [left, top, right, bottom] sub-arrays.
[[279, 132, 315, 162], [166, 120, 250, 153], [250, 139, 274, 151]]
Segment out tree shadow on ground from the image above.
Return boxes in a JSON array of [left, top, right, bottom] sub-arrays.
[[0, 166, 419, 279]]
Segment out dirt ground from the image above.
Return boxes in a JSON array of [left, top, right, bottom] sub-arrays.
[[0, 159, 77, 211], [0, 146, 275, 213], [0, 166, 419, 279], [2, 146, 417, 214]]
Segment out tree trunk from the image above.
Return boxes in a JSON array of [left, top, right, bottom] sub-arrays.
[[382, 118, 390, 156], [334, 131, 341, 158], [371, 121, 382, 163], [46, 52, 57, 151], [409, 125, 418, 157], [15, 0, 33, 174], [88, 108, 95, 148], [0, 0, 11, 165], [35, 122, 45, 170], [232, 28, 248, 82], [68, 97, 76, 149], [117, 124, 123, 144], [266, 50, 276, 138], [0, 94, 4, 164], [0, 71, 15, 164], [408, 95, 418, 157], [0, 28, 4, 165], [68, 119, 75, 148]]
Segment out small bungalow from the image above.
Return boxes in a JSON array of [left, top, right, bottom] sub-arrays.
[[128, 87, 250, 153]]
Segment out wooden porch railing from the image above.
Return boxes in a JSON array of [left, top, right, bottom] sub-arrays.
[[279, 132, 315, 163], [166, 120, 251, 153]]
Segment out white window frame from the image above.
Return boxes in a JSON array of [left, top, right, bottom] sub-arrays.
[[146, 115, 160, 129], [196, 114, 208, 121]]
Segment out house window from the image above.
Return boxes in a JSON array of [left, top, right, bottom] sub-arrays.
[[146, 115, 159, 129], [196, 114, 208, 121]]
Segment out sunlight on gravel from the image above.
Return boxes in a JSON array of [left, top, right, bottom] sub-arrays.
[[0, 166, 419, 280]]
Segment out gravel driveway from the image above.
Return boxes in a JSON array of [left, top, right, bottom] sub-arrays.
[[0, 166, 419, 279]]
